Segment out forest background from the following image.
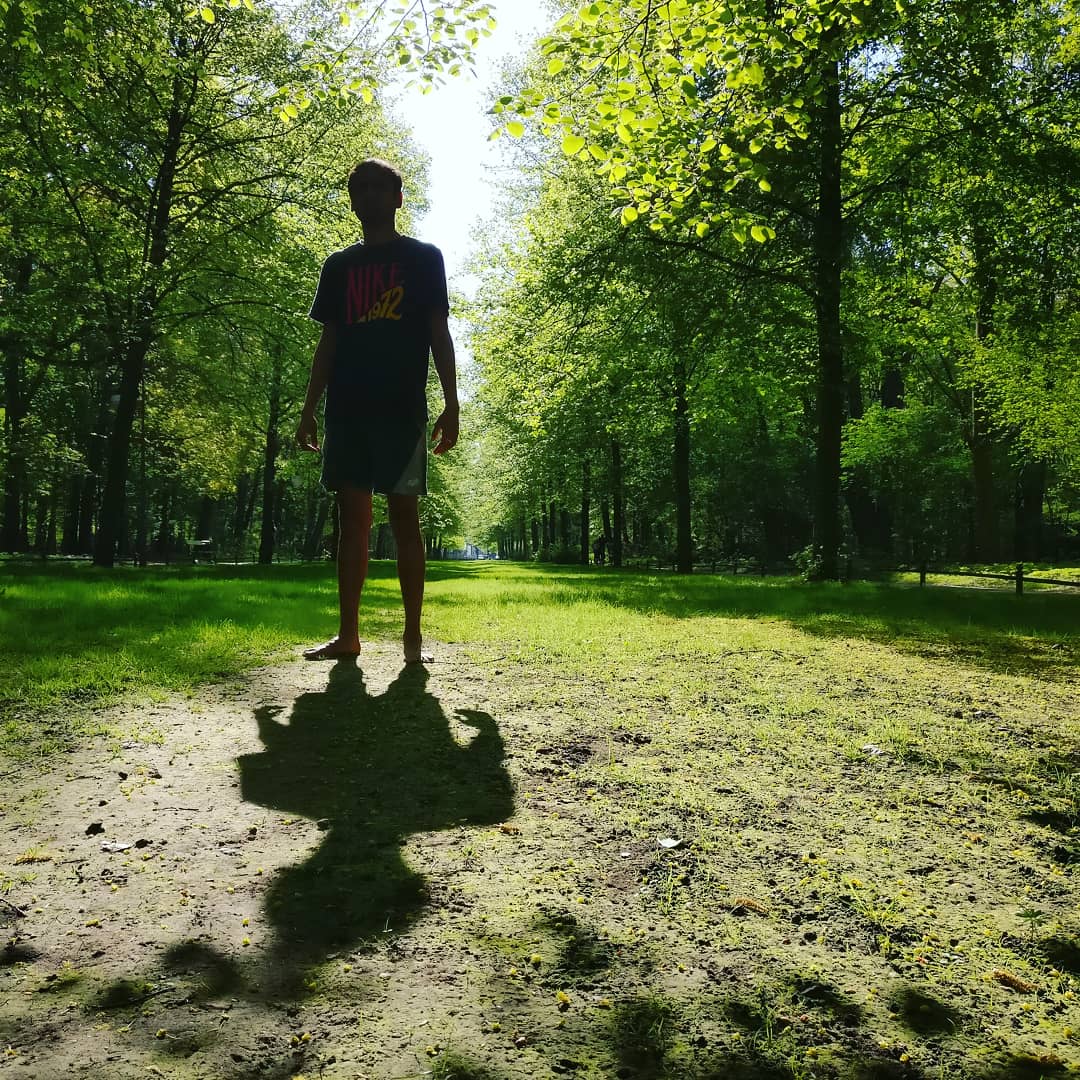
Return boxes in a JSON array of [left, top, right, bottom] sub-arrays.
[[2, 0, 1079, 580]]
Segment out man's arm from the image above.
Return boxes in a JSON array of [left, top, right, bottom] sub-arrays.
[[295, 324, 336, 452], [430, 312, 458, 455]]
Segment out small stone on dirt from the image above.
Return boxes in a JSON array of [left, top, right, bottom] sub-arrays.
[[85, 822, 105, 836]]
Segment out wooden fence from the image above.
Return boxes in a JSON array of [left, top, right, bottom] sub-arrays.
[[919, 562, 1080, 595]]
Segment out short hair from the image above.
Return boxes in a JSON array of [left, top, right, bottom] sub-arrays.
[[348, 158, 403, 200]]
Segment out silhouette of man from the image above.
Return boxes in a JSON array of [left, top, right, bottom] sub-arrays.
[[296, 159, 458, 664]]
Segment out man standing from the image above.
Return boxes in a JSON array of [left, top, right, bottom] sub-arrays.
[[296, 159, 458, 664]]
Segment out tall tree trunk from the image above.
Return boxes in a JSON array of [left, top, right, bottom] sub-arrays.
[[611, 438, 624, 568], [580, 457, 591, 565], [92, 77, 188, 567], [94, 349, 147, 565], [970, 227, 998, 561], [812, 55, 845, 580], [2, 354, 26, 552], [63, 477, 82, 555], [134, 385, 149, 566], [673, 359, 692, 574], [77, 380, 113, 555], [258, 360, 282, 565], [156, 485, 173, 563], [233, 471, 251, 557], [46, 494, 57, 556], [303, 493, 330, 559]]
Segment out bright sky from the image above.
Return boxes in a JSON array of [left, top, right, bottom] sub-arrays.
[[391, 4, 554, 293]]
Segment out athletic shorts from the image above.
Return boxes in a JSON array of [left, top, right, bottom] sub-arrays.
[[320, 417, 428, 496]]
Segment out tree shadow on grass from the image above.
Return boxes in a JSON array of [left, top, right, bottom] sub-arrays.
[[237, 658, 514, 987], [449, 566, 1080, 678]]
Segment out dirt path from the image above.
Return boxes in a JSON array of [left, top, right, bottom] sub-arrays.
[[2, 645, 577, 1079]]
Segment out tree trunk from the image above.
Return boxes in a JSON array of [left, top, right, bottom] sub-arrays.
[[92, 75, 189, 567], [156, 485, 173, 563], [303, 493, 330, 559], [812, 55, 845, 580], [970, 228, 999, 562], [580, 458, 591, 565], [258, 360, 282, 565], [611, 438, 624, 568], [46, 494, 57, 556], [62, 477, 82, 555], [94, 348, 148, 566], [134, 386, 150, 566], [2, 353, 27, 553], [673, 358, 693, 573]]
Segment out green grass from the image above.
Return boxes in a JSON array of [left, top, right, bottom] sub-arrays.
[[2, 559, 1077, 758]]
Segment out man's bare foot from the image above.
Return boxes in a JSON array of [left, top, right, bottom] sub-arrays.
[[403, 636, 433, 664], [303, 637, 362, 661]]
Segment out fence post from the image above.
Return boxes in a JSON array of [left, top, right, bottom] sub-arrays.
[[1015, 563, 1024, 596], [919, 561, 927, 588]]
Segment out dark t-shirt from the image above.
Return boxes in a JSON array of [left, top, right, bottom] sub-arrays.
[[309, 236, 449, 421]]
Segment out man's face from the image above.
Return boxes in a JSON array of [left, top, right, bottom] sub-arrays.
[[350, 170, 402, 225]]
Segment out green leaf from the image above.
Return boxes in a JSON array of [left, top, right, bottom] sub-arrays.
[[620, 205, 639, 225], [562, 134, 586, 156], [200, 6, 215, 22], [758, 178, 771, 192], [547, 57, 565, 76], [506, 120, 526, 138], [744, 63, 764, 86]]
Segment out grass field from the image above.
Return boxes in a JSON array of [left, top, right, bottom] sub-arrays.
[[2, 559, 1076, 746], [1, 559, 1078, 1078]]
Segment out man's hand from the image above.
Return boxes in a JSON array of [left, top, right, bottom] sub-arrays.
[[431, 406, 459, 455], [296, 413, 320, 453]]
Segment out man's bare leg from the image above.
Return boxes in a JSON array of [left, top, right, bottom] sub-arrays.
[[388, 493, 429, 663], [304, 486, 371, 660]]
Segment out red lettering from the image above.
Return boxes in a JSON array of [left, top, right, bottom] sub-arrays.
[[346, 266, 365, 324]]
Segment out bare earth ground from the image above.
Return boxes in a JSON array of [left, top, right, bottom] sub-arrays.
[[1, 632, 1078, 1080]]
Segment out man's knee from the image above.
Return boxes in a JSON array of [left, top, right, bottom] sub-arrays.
[[338, 488, 373, 535], [387, 496, 421, 539]]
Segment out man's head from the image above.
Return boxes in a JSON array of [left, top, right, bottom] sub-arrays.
[[348, 159, 403, 227]]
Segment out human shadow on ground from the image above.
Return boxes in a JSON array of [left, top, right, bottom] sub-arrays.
[[236, 658, 514, 985]]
